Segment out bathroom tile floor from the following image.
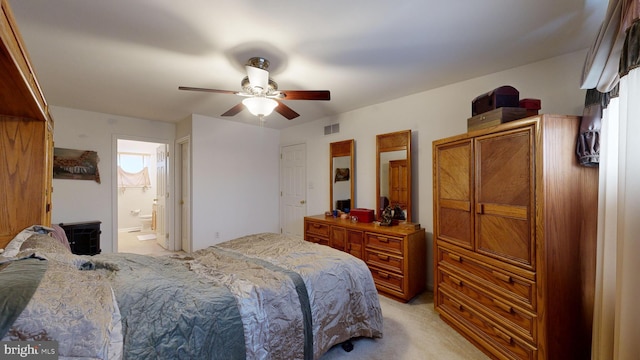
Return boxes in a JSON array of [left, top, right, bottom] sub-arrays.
[[118, 230, 184, 256]]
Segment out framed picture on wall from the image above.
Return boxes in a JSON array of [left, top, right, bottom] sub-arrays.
[[53, 148, 101, 183]]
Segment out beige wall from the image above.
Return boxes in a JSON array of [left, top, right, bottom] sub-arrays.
[[186, 114, 281, 251], [50, 106, 176, 253]]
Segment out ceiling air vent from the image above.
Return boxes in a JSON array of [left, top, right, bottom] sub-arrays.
[[324, 124, 339, 135]]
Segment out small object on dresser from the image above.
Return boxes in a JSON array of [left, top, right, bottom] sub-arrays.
[[350, 208, 375, 223], [467, 107, 527, 132], [380, 205, 406, 226], [519, 98, 542, 117], [471, 85, 520, 116]]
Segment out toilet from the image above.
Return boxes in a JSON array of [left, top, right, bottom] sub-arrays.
[[139, 214, 153, 231]]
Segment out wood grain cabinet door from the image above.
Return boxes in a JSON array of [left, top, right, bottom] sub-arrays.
[[434, 139, 474, 250], [346, 229, 364, 259], [0, 119, 47, 244], [474, 126, 535, 270], [330, 226, 347, 251]]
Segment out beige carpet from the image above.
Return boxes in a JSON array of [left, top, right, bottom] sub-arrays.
[[320, 291, 489, 360]]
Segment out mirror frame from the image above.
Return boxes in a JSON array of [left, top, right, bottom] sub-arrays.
[[376, 130, 412, 222], [330, 139, 355, 212]]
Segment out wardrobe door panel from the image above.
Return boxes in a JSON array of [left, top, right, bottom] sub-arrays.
[[434, 140, 473, 249], [0, 119, 46, 244], [477, 214, 531, 267], [475, 128, 535, 270]]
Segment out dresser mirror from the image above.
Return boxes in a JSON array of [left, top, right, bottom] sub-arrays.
[[376, 130, 411, 222], [330, 139, 355, 212]]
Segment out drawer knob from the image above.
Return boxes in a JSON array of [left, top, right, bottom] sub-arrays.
[[449, 298, 463, 311], [492, 271, 512, 283], [492, 299, 513, 313], [378, 271, 390, 279], [378, 237, 389, 243], [447, 253, 462, 262], [493, 327, 512, 344], [377, 254, 389, 261], [450, 276, 462, 286]]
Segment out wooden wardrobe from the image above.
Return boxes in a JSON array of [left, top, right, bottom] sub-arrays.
[[433, 114, 598, 359], [1, 0, 54, 248]]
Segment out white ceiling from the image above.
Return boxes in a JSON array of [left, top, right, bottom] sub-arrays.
[[9, 0, 606, 129]]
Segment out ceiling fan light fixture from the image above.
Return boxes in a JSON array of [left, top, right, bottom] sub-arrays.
[[242, 97, 278, 117]]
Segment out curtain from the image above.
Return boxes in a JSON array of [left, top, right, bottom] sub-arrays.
[[585, 2, 640, 358], [581, 0, 625, 92], [591, 96, 619, 359], [577, 89, 609, 166], [117, 166, 151, 188], [610, 65, 640, 360]]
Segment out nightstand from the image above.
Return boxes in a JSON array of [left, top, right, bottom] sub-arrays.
[[59, 221, 102, 255]]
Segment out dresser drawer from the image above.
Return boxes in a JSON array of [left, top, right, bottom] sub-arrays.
[[369, 266, 404, 294], [364, 248, 403, 274], [305, 221, 330, 237], [365, 232, 403, 255], [438, 290, 536, 360], [438, 267, 536, 343], [438, 247, 535, 310], [306, 234, 329, 246]]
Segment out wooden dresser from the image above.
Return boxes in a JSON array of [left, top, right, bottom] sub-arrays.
[[304, 215, 426, 302], [1, 0, 54, 248], [432, 114, 598, 359]]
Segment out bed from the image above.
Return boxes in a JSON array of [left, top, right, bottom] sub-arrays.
[[1, 230, 383, 359]]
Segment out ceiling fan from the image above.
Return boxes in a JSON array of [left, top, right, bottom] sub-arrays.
[[179, 57, 330, 121]]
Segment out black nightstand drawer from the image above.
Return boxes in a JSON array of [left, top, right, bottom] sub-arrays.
[[59, 221, 101, 255]]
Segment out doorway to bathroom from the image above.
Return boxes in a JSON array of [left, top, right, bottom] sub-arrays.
[[116, 138, 171, 255]]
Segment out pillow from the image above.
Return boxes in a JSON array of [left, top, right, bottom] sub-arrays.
[[49, 224, 72, 252], [17, 234, 95, 270], [20, 233, 72, 255], [2, 225, 54, 258], [15, 249, 93, 271]]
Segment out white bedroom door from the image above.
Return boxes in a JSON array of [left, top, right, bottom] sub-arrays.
[[180, 140, 190, 253], [155, 144, 168, 249], [280, 143, 306, 237]]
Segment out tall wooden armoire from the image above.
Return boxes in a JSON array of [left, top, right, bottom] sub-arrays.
[[432, 114, 598, 359], [1, 0, 54, 248]]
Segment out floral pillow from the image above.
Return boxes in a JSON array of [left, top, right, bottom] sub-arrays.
[[20, 233, 72, 255], [16, 233, 96, 270], [2, 226, 54, 258]]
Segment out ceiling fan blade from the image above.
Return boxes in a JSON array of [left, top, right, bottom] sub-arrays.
[[279, 90, 330, 101], [179, 86, 239, 95], [275, 102, 300, 120], [221, 103, 245, 117], [245, 66, 269, 92]]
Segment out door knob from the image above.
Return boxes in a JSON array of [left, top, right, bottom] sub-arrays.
[[300, 200, 306, 204]]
